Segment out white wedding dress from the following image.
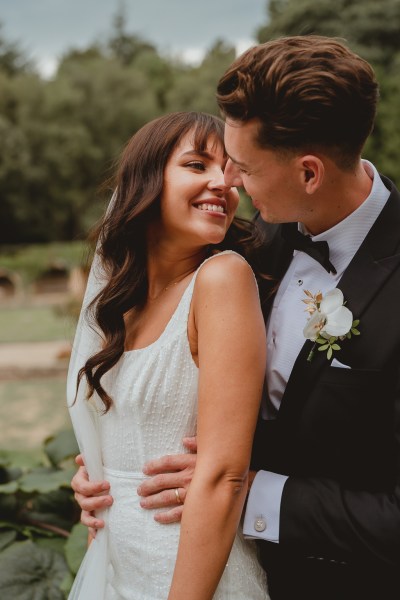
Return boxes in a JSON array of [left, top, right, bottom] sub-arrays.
[[87, 252, 269, 599]]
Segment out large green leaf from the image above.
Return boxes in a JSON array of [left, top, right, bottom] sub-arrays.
[[0, 481, 18, 494], [0, 452, 10, 468], [5, 465, 23, 481], [27, 488, 78, 531], [0, 529, 17, 552], [35, 535, 67, 555], [0, 540, 69, 599], [0, 494, 18, 519], [0, 449, 43, 470], [18, 466, 76, 494], [60, 571, 74, 596], [64, 523, 87, 575], [44, 429, 79, 467]]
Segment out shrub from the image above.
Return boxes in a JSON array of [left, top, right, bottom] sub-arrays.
[[0, 429, 86, 598]]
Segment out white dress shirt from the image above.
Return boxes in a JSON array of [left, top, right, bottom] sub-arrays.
[[243, 161, 390, 542]]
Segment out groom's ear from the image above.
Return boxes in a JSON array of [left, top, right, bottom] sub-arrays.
[[297, 155, 324, 194]]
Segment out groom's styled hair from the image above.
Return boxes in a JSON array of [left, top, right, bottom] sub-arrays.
[[216, 36, 379, 170]]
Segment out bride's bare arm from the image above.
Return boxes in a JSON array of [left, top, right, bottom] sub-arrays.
[[168, 254, 266, 600]]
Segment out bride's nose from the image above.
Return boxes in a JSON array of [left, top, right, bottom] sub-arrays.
[[207, 167, 231, 193]]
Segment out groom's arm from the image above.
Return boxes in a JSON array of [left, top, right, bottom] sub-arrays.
[[72, 441, 283, 530], [242, 387, 400, 567]]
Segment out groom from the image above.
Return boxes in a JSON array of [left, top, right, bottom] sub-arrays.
[[72, 36, 400, 599]]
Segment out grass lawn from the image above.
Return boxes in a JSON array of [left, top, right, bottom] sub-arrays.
[[0, 305, 76, 343], [0, 377, 71, 450]]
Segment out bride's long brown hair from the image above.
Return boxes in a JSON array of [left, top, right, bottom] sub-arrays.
[[78, 112, 262, 412]]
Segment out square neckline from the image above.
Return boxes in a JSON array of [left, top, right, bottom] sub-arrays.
[[123, 251, 244, 356], [123, 272, 197, 355]]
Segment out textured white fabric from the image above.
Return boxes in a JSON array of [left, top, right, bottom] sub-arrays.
[[74, 251, 269, 599], [67, 196, 116, 600]]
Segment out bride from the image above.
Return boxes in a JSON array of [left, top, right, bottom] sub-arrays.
[[68, 111, 269, 599]]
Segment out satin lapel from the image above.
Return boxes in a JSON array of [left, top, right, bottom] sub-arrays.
[[278, 178, 400, 426], [337, 178, 400, 318]]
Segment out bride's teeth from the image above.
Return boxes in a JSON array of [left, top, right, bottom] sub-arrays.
[[195, 203, 225, 213]]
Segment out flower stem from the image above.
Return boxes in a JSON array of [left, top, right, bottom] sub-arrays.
[[307, 343, 317, 363]]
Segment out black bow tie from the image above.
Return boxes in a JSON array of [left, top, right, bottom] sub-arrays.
[[282, 223, 337, 274]]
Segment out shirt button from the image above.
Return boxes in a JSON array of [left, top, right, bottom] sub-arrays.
[[297, 279, 303, 286], [254, 518, 266, 532]]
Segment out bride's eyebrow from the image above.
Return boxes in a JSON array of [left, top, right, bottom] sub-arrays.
[[180, 150, 213, 159]]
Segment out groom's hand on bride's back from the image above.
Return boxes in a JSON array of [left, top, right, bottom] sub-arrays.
[[71, 454, 113, 536], [138, 436, 198, 524]]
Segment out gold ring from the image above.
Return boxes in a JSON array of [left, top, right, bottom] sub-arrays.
[[174, 488, 183, 504]]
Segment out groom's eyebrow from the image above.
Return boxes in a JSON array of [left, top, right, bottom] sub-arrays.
[[228, 154, 250, 169]]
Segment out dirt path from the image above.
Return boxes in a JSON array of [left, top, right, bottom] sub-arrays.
[[0, 340, 71, 378]]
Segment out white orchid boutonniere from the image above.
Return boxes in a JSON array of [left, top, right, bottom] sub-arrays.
[[302, 288, 360, 362]]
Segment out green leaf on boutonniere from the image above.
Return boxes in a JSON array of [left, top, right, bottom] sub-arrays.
[[350, 319, 360, 336]]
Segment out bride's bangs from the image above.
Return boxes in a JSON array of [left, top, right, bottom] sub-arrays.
[[189, 114, 226, 157]]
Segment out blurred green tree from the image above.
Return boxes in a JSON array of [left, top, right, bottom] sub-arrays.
[[0, 16, 238, 243], [166, 40, 236, 115], [0, 23, 33, 76]]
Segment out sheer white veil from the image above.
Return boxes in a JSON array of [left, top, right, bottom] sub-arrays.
[[66, 193, 116, 599]]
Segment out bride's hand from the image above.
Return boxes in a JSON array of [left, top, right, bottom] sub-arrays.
[[71, 454, 113, 536], [138, 437, 197, 524]]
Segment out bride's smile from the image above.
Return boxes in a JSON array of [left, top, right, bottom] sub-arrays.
[[155, 131, 239, 249]]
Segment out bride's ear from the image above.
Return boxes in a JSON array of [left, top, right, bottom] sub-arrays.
[[296, 155, 324, 194]]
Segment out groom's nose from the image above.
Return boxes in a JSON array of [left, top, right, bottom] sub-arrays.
[[224, 159, 243, 188]]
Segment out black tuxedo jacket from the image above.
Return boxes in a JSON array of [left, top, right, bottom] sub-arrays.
[[251, 175, 400, 600]]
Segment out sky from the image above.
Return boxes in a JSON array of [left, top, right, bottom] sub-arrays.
[[0, 0, 268, 77]]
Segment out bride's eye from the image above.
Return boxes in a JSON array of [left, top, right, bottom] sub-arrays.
[[186, 161, 206, 171]]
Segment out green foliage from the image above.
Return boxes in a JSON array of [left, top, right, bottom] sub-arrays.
[[1, 3, 399, 243], [0, 23, 33, 76], [258, 0, 400, 184], [0, 540, 69, 599], [0, 240, 86, 283], [0, 429, 85, 598], [0, 13, 236, 244], [258, 0, 400, 69], [64, 523, 88, 575], [165, 40, 236, 115]]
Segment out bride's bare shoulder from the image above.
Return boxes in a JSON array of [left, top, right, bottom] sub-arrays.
[[194, 252, 257, 299]]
